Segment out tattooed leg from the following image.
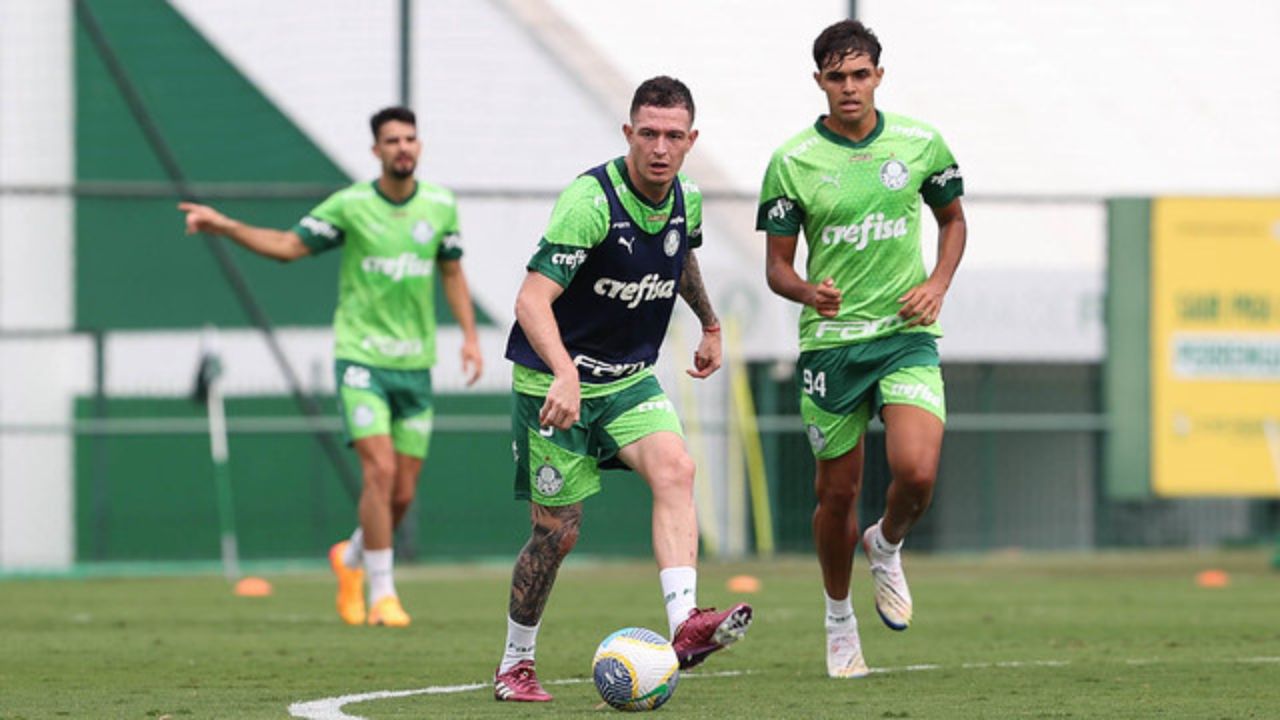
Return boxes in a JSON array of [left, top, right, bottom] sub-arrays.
[[508, 502, 583, 626]]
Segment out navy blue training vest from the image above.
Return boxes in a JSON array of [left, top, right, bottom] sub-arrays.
[[505, 162, 689, 384]]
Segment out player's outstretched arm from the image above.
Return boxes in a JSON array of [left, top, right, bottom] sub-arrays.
[[898, 198, 966, 327], [438, 259, 483, 386], [765, 233, 841, 317], [678, 251, 722, 378], [513, 271, 579, 429], [177, 202, 310, 262]]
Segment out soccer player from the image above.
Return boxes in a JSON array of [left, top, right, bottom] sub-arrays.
[[757, 20, 967, 678], [178, 106, 483, 628], [491, 76, 752, 703]]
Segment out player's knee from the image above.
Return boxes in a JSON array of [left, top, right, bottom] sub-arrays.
[[361, 461, 396, 496], [815, 480, 857, 510], [391, 493, 414, 518], [651, 453, 695, 500], [536, 521, 579, 559], [894, 464, 936, 498], [533, 508, 581, 559]]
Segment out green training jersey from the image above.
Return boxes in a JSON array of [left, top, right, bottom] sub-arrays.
[[292, 180, 463, 370], [757, 111, 963, 352]]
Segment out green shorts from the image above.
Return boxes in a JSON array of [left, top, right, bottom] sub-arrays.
[[798, 333, 946, 460], [334, 359, 434, 459], [512, 374, 684, 506]]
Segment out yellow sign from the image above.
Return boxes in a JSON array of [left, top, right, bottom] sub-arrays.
[[1151, 198, 1280, 496]]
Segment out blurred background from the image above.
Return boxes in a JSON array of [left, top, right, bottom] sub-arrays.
[[1, 0, 1277, 573]]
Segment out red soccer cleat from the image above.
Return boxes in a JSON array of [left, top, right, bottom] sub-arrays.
[[672, 603, 753, 669], [493, 660, 553, 702]]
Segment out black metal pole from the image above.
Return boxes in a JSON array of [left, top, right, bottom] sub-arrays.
[[399, 0, 412, 107]]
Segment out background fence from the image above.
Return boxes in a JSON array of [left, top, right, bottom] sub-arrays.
[[2, 0, 1277, 570]]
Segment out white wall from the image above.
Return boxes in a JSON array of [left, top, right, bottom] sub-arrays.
[[0, 0, 77, 569]]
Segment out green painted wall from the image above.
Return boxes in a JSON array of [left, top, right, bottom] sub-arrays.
[[76, 0, 348, 330], [74, 0, 490, 330], [75, 393, 656, 562]]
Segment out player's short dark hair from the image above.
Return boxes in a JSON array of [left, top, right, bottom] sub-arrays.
[[813, 19, 882, 69], [370, 106, 416, 140], [630, 76, 696, 124]]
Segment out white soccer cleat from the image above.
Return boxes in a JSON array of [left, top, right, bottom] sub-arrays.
[[862, 523, 913, 631], [826, 624, 869, 678]]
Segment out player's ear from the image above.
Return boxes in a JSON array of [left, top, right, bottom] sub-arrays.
[[687, 128, 699, 147], [622, 123, 633, 142]]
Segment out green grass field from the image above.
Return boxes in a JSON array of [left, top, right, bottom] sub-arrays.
[[2, 550, 1277, 719]]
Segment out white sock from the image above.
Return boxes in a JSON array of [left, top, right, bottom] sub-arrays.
[[869, 520, 903, 556], [500, 616, 540, 673], [825, 592, 856, 630], [660, 566, 698, 637], [343, 528, 363, 568], [364, 548, 396, 604]]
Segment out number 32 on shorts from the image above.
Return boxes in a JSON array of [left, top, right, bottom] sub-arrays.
[[802, 368, 827, 397]]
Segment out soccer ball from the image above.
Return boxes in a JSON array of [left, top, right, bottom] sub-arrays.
[[591, 627, 680, 711]]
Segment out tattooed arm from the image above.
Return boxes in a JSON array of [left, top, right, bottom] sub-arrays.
[[678, 251, 722, 379], [508, 502, 583, 625]]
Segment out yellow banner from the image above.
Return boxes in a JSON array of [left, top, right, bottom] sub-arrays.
[[1151, 198, 1280, 496]]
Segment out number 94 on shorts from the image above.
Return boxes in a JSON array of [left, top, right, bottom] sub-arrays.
[[796, 334, 946, 459]]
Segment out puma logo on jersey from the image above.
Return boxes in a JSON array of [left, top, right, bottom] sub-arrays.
[[618, 236, 636, 254]]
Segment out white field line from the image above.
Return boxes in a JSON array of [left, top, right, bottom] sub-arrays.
[[287, 670, 744, 720], [289, 658, 1280, 719]]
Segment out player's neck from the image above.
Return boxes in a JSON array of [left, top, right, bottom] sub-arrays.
[[823, 109, 878, 143], [376, 175, 417, 203]]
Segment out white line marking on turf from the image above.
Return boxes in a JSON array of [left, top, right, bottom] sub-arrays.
[[288, 671, 745, 720], [289, 658, 1280, 719]]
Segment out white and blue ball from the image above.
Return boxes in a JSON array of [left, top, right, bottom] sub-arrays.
[[591, 627, 679, 711]]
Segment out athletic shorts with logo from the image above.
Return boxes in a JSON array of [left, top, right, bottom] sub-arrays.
[[798, 332, 946, 460], [334, 359, 434, 459], [512, 374, 683, 506]]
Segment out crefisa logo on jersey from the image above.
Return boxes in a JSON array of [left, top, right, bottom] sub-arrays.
[[412, 220, 435, 245], [879, 159, 910, 190], [663, 229, 680, 257]]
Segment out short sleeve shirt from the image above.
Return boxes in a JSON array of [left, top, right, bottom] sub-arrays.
[[757, 112, 963, 352], [292, 180, 462, 369]]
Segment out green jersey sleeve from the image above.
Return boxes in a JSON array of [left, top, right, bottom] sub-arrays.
[[292, 189, 348, 254], [526, 175, 608, 286], [756, 150, 806, 235], [435, 193, 463, 261], [919, 133, 964, 208], [681, 176, 704, 249]]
